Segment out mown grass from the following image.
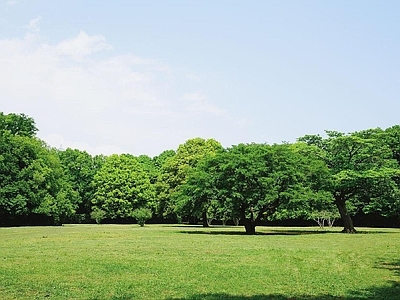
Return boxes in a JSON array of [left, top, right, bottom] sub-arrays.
[[0, 225, 399, 300]]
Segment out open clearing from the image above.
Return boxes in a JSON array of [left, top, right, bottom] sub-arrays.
[[0, 225, 399, 300]]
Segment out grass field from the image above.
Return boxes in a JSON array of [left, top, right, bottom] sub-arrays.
[[0, 224, 399, 300]]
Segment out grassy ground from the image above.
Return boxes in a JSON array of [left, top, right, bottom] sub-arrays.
[[0, 224, 399, 300]]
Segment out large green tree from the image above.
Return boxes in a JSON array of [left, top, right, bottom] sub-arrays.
[[0, 113, 79, 225], [157, 138, 223, 224], [354, 127, 400, 220], [174, 161, 220, 225], [0, 112, 37, 137], [299, 130, 400, 232], [91, 154, 155, 220], [179, 143, 330, 234], [58, 148, 103, 222]]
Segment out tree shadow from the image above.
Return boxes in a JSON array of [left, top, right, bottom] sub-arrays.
[[177, 227, 399, 236], [163, 282, 400, 300], [164, 261, 400, 300], [179, 230, 337, 236], [166, 225, 205, 228], [376, 260, 400, 277], [353, 230, 400, 234]]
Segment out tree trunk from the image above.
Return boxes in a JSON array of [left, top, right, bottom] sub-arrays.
[[244, 219, 256, 235], [240, 206, 256, 235], [335, 195, 356, 233], [202, 211, 209, 227]]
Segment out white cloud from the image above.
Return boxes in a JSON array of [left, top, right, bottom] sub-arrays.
[[186, 73, 201, 83], [0, 21, 241, 156], [183, 93, 227, 116], [25, 16, 41, 32], [55, 30, 113, 60], [7, 0, 18, 7]]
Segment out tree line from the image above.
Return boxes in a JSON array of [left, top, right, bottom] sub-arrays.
[[1, 112, 400, 234]]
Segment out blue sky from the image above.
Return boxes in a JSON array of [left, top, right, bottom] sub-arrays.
[[1, 1, 399, 156]]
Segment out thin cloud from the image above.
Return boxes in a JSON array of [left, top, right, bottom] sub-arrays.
[[55, 30, 113, 60], [25, 16, 41, 32], [183, 93, 227, 116], [7, 0, 18, 7], [0, 20, 242, 156]]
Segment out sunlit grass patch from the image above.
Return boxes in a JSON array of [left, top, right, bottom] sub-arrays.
[[0, 225, 399, 299]]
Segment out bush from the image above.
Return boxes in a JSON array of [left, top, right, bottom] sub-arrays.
[[90, 207, 107, 224], [131, 208, 152, 227]]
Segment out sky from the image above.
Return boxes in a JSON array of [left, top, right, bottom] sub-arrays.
[[1, 1, 399, 157]]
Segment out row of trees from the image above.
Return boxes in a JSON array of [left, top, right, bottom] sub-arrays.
[[1, 112, 400, 233]]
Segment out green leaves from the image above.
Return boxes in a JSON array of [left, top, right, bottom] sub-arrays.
[[1, 110, 400, 229], [35, 186, 79, 224], [299, 129, 400, 232], [156, 138, 222, 220], [0, 119, 79, 225], [91, 154, 155, 220], [0, 112, 37, 137], [131, 207, 153, 226], [177, 142, 331, 233]]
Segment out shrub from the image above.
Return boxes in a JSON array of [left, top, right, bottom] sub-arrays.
[[90, 207, 107, 224], [131, 207, 152, 227]]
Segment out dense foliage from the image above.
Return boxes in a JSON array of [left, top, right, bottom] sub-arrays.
[[1, 112, 399, 233], [91, 154, 155, 220], [0, 113, 78, 225]]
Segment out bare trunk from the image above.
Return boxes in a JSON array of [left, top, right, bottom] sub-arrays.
[[202, 211, 209, 227], [240, 206, 256, 235], [327, 217, 336, 228], [335, 195, 356, 233], [314, 217, 325, 228]]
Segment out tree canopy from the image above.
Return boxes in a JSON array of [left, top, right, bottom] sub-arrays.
[[0, 115, 78, 225], [298, 130, 400, 232], [91, 154, 155, 220], [156, 137, 223, 223], [1, 111, 400, 232], [177, 143, 332, 234]]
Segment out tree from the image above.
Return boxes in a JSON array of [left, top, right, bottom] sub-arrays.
[[91, 154, 155, 220], [90, 207, 107, 224], [175, 162, 220, 225], [0, 130, 79, 225], [58, 148, 100, 222], [0, 112, 79, 225], [131, 207, 152, 226], [310, 209, 340, 228], [299, 130, 400, 233], [179, 143, 330, 234], [0, 112, 37, 137], [35, 179, 80, 225], [156, 138, 223, 225]]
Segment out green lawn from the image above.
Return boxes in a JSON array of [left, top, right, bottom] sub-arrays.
[[0, 225, 399, 300]]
